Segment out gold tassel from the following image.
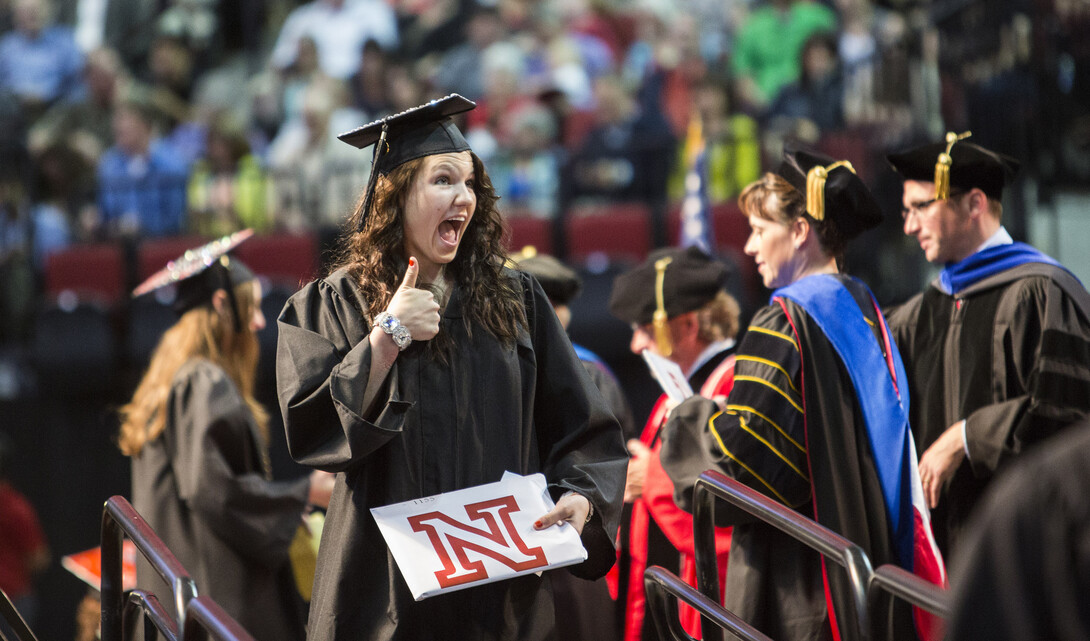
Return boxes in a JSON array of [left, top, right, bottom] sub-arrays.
[[934, 131, 971, 200], [805, 160, 855, 221], [653, 257, 673, 357]]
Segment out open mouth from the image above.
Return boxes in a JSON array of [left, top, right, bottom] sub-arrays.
[[438, 216, 466, 245]]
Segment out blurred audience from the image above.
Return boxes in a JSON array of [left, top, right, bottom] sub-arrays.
[[730, 0, 837, 115], [0, 431, 50, 636], [57, 0, 158, 73], [93, 93, 188, 239], [765, 31, 845, 142], [270, 0, 398, 80], [187, 112, 269, 236], [0, 0, 85, 119]]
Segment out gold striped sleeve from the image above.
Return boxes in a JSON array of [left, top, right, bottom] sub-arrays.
[[735, 355, 800, 394], [733, 375, 804, 413], [726, 404, 806, 453], [736, 413, 808, 481], [707, 412, 798, 506], [746, 325, 799, 350]]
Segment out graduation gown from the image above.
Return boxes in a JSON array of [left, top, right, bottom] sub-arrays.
[[661, 275, 918, 641], [275, 267, 627, 641], [612, 348, 735, 641], [131, 358, 311, 641], [947, 419, 1090, 641], [887, 262, 1090, 556]]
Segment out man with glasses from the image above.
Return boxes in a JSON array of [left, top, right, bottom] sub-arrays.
[[886, 133, 1090, 558]]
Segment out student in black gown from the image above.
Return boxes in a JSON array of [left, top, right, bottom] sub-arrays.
[[275, 95, 628, 641], [885, 133, 1090, 558], [119, 231, 335, 641], [659, 148, 946, 641]]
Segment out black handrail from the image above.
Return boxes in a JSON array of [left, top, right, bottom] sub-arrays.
[[124, 589, 181, 641], [868, 564, 950, 618], [181, 597, 257, 641], [0, 588, 39, 641], [644, 567, 773, 641], [101, 495, 199, 641], [693, 470, 873, 641]]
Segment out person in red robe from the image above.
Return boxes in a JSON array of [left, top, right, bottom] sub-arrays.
[[607, 246, 739, 641]]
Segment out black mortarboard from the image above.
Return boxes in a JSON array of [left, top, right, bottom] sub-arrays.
[[510, 247, 583, 306], [338, 94, 476, 230], [777, 145, 883, 240], [886, 131, 1020, 201], [609, 246, 728, 326], [132, 230, 255, 325]]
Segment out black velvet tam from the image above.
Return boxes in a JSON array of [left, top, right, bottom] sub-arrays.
[[609, 246, 729, 326]]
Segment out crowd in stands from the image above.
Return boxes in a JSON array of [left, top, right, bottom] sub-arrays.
[[1, 0, 1087, 394]]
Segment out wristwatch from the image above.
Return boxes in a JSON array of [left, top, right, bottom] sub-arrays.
[[374, 311, 412, 351]]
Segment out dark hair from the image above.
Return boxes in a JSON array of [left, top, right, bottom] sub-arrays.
[[333, 152, 526, 357], [739, 172, 848, 259]]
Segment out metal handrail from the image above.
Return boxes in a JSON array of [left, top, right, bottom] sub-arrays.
[[101, 495, 199, 641], [644, 567, 773, 641], [868, 564, 950, 618], [0, 588, 39, 641], [693, 470, 874, 641], [124, 590, 181, 641], [181, 597, 257, 641]]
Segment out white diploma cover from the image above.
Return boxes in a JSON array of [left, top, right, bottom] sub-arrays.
[[371, 472, 587, 601], [641, 348, 694, 403]]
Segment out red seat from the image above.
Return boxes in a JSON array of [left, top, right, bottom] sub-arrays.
[[666, 201, 749, 253], [44, 243, 126, 306], [503, 215, 555, 256], [234, 231, 319, 291], [564, 202, 652, 266], [135, 235, 210, 282]]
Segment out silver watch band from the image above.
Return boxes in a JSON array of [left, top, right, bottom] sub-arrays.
[[374, 311, 412, 350]]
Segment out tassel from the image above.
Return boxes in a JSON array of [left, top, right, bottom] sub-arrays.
[[805, 160, 855, 221], [653, 257, 673, 357], [934, 131, 971, 200]]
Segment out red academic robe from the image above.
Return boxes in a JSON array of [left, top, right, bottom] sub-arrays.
[[609, 353, 736, 641]]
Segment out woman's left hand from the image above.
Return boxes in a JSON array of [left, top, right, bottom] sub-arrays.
[[534, 492, 591, 535]]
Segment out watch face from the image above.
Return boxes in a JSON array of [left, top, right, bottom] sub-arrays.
[[393, 326, 412, 347]]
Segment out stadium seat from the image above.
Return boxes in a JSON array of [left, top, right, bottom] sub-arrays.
[[233, 231, 319, 292], [564, 202, 652, 266], [32, 301, 118, 398], [43, 243, 126, 307], [503, 215, 555, 256]]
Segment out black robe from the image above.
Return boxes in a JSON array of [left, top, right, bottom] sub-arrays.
[[887, 263, 1090, 557], [661, 275, 915, 641], [947, 419, 1090, 641], [275, 267, 628, 641], [131, 358, 310, 641]]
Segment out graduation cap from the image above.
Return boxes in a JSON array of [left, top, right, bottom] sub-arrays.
[[509, 246, 583, 306], [609, 246, 729, 357], [886, 131, 1021, 201], [777, 144, 883, 240], [338, 94, 476, 231], [132, 229, 255, 329]]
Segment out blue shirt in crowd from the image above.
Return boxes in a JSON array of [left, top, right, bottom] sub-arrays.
[[0, 25, 84, 104], [97, 141, 189, 237]]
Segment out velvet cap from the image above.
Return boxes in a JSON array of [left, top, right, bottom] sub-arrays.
[[510, 247, 583, 306], [886, 135, 1020, 200], [609, 246, 728, 326], [132, 229, 255, 316], [777, 145, 883, 240]]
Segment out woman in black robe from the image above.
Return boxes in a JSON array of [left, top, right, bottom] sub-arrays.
[[659, 148, 947, 641], [119, 232, 335, 641], [275, 95, 628, 641]]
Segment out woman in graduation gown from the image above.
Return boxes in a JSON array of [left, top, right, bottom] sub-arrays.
[[659, 147, 946, 641], [119, 232, 335, 641], [275, 95, 628, 641]]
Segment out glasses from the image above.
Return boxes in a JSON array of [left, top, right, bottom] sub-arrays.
[[901, 190, 966, 221]]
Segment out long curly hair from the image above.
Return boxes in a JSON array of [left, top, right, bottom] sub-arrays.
[[118, 282, 266, 456], [332, 152, 525, 355]]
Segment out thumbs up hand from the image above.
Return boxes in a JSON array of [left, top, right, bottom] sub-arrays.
[[386, 257, 441, 341]]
